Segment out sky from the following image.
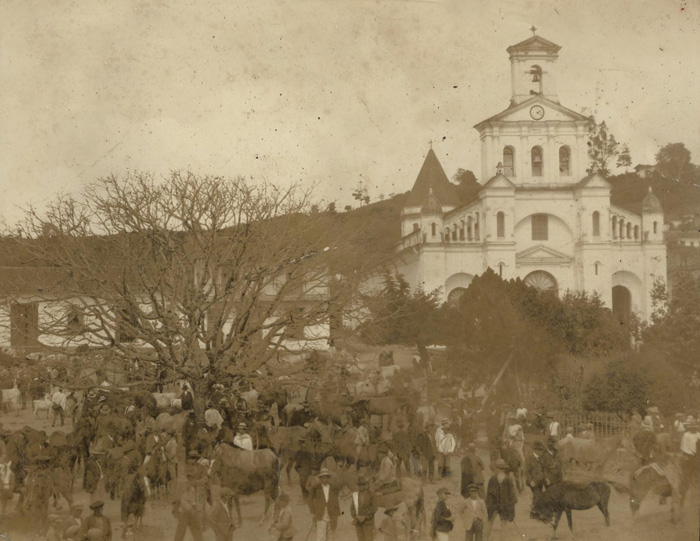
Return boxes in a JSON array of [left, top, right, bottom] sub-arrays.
[[1, 0, 699, 223]]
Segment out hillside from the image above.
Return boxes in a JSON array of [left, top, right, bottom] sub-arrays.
[[610, 172, 700, 220]]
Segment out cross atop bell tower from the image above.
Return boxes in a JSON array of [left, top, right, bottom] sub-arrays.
[[506, 32, 561, 105]]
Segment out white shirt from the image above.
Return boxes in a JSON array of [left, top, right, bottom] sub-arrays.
[[680, 432, 700, 455], [322, 484, 330, 502], [233, 433, 253, 451], [352, 491, 359, 512], [549, 421, 560, 437], [51, 391, 67, 410]]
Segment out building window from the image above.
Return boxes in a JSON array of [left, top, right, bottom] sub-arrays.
[[452, 226, 457, 241], [559, 146, 570, 176], [413, 223, 419, 231], [503, 147, 515, 177], [626, 223, 632, 239], [531, 214, 548, 241], [445, 228, 450, 241], [10, 302, 39, 347], [431, 223, 436, 237], [467, 217, 473, 241], [531, 146, 543, 177], [595, 262, 600, 276], [653, 221, 658, 234], [498, 263, 504, 277], [592, 211, 600, 237], [117, 307, 138, 343], [612, 216, 618, 239], [66, 306, 85, 335], [474, 221, 480, 240], [459, 227, 465, 240], [619, 219, 624, 240], [287, 307, 306, 340], [496, 212, 505, 238]]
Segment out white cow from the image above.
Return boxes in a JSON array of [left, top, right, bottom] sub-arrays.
[[1, 382, 20, 413], [33, 395, 53, 419]]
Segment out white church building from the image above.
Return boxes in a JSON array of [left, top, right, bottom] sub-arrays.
[[395, 33, 666, 323]]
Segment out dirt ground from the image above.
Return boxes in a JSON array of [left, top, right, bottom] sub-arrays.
[[0, 403, 698, 541]]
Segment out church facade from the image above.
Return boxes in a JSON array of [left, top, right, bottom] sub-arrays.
[[395, 33, 666, 322]]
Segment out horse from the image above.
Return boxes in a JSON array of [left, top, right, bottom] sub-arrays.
[[629, 461, 683, 523], [531, 481, 614, 534], [209, 442, 280, 526], [265, 424, 307, 481]]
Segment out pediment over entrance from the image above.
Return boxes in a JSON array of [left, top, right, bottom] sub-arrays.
[[516, 244, 572, 266]]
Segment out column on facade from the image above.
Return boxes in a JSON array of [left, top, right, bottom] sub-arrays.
[[547, 127, 556, 181]]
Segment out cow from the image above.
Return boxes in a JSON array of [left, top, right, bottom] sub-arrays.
[[33, 396, 53, 419]]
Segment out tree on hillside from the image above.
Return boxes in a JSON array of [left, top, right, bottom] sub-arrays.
[[451, 169, 481, 205], [9, 172, 369, 411], [643, 273, 700, 381], [587, 120, 627, 177], [357, 272, 443, 363], [655, 142, 696, 183], [616, 144, 632, 170]]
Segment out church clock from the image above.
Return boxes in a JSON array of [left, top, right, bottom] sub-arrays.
[[530, 105, 545, 120]]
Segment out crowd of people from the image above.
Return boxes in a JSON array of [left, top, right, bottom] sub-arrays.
[[0, 357, 697, 541]]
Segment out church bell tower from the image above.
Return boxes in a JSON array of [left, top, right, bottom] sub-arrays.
[[507, 27, 561, 105]]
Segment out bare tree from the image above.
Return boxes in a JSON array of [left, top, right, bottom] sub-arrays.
[[7, 172, 371, 407]]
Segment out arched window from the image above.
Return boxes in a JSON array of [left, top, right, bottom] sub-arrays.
[[445, 228, 450, 241], [503, 147, 515, 177], [626, 223, 632, 239], [595, 262, 600, 276], [496, 212, 505, 238], [431, 223, 436, 237], [452, 225, 457, 241], [619, 219, 624, 239], [524, 270, 558, 295], [612, 216, 618, 239], [592, 211, 600, 237], [467, 216, 473, 241], [653, 221, 658, 234], [559, 146, 570, 176], [413, 223, 419, 231], [634, 225, 639, 240], [459, 225, 465, 240], [531, 146, 543, 177], [529, 65, 543, 94], [498, 263, 504, 277], [447, 287, 466, 307]]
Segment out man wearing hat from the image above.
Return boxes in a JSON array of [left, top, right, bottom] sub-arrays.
[[271, 492, 295, 541], [431, 487, 453, 541], [459, 484, 487, 541], [525, 441, 548, 500], [310, 468, 340, 541], [62, 504, 84, 539], [80, 501, 112, 541], [205, 402, 225, 431], [233, 423, 253, 451], [207, 484, 236, 541], [350, 474, 377, 541], [436, 421, 457, 479], [173, 453, 209, 541], [485, 459, 517, 537], [412, 421, 436, 483], [633, 417, 658, 465], [543, 437, 563, 485], [460, 443, 485, 498]]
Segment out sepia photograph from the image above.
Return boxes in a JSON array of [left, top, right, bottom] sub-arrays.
[[0, 1, 699, 540]]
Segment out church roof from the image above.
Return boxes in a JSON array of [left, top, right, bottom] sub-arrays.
[[405, 148, 460, 208], [642, 187, 663, 213], [506, 35, 561, 55], [420, 188, 442, 214], [474, 95, 590, 130]]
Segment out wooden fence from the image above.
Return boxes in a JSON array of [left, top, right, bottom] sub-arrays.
[[554, 411, 633, 439]]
